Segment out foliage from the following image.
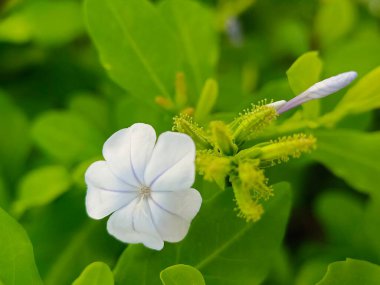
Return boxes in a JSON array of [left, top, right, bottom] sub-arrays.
[[0, 0, 380, 283]]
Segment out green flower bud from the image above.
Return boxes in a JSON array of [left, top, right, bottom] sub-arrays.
[[259, 133, 316, 165], [210, 121, 238, 155], [196, 151, 231, 189], [173, 114, 212, 150], [230, 104, 278, 145]]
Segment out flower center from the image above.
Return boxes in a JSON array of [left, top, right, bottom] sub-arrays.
[[138, 185, 151, 198]]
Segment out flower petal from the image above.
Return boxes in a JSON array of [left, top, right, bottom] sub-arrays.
[[103, 123, 156, 186], [144, 132, 195, 191], [148, 198, 189, 243], [150, 189, 202, 222], [85, 161, 138, 219], [107, 198, 164, 250], [85, 161, 137, 191]]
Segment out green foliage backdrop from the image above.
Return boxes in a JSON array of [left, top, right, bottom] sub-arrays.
[[0, 0, 380, 284]]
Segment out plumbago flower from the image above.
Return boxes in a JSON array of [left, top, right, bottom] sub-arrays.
[[173, 71, 358, 222], [85, 123, 202, 250]]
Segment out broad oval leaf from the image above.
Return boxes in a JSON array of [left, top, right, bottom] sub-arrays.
[[160, 264, 205, 285], [312, 130, 380, 194], [113, 182, 292, 285], [314, 191, 364, 245], [0, 207, 43, 285], [13, 165, 72, 216], [69, 93, 109, 133], [316, 258, 380, 285], [72, 262, 114, 285], [31, 111, 104, 165], [84, 0, 180, 101]]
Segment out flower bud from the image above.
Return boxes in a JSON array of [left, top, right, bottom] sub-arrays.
[[173, 114, 212, 150], [210, 121, 238, 155], [259, 133, 316, 165], [230, 105, 277, 145]]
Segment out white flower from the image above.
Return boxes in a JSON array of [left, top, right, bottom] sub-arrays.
[[85, 123, 202, 250], [269, 71, 358, 114]]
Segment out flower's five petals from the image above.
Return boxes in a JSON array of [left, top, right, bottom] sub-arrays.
[[85, 123, 201, 250]]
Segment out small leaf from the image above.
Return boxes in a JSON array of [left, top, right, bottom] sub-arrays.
[[13, 165, 72, 216], [69, 93, 109, 132], [160, 264, 205, 285], [0, 207, 43, 285], [31, 111, 104, 165], [312, 130, 380, 194], [286, 51, 322, 118], [287, 51, 323, 95], [85, 0, 180, 101], [316, 259, 380, 285], [72, 262, 114, 285]]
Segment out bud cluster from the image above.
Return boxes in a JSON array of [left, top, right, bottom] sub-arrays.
[[173, 102, 316, 222]]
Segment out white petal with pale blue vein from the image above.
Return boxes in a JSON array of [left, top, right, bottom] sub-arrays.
[[103, 123, 156, 186], [144, 132, 195, 191]]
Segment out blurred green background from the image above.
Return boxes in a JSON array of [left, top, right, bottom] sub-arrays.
[[1, 0, 380, 284]]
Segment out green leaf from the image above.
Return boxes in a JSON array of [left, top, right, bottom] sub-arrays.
[[324, 67, 380, 124], [85, 0, 180, 101], [322, 28, 380, 77], [295, 259, 331, 285], [314, 191, 364, 245], [0, 91, 30, 180], [114, 96, 170, 134], [22, 191, 122, 285], [72, 262, 114, 285], [13, 165, 72, 216], [31, 111, 104, 165], [69, 93, 109, 133], [0, 1, 84, 45], [158, 0, 218, 98], [160, 264, 205, 285], [0, 207, 43, 285], [114, 183, 292, 285], [287, 51, 323, 95], [0, 177, 9, 211], [311, 130, 380, 194], [315, 0, 356, 48], [363, 195, 380, 260], [316, 259, 380, 285], [286, 51, 323, 118]]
